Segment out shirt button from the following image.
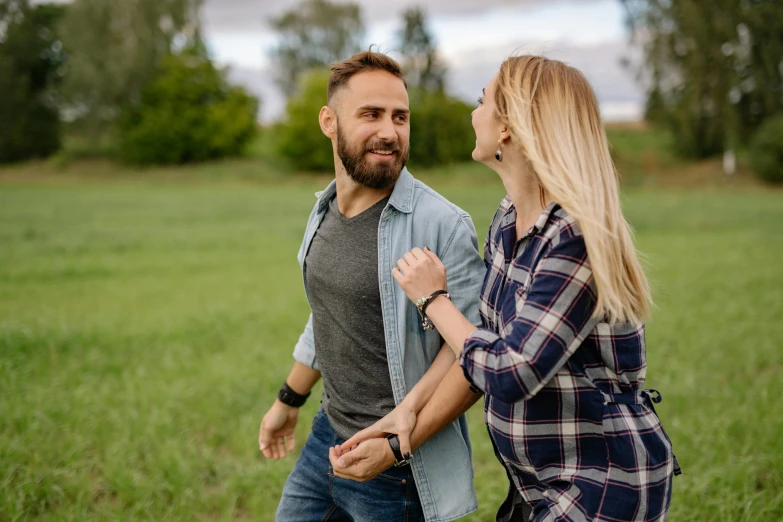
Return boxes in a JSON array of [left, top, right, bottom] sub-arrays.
[[401, 479, 407, 484]]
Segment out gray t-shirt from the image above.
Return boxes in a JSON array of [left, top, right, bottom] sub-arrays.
[[305, 195, 396, 439]]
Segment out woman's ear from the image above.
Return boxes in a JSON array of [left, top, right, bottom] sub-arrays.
[[498, 126, 512, 146]]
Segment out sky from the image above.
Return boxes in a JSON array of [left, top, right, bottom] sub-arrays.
[[32, 0, 645, 122], [203, 0, 644, 122]]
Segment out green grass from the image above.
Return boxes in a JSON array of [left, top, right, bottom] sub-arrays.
[[1, 148, 782, 520]]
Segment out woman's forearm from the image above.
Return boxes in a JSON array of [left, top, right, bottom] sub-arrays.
[[410, 361, 482, 452], [424, 296, 478, 358], [401, 342, 456, 413]]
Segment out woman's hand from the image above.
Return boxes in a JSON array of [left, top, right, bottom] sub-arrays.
[[336, 402, 418, 459], [392, 247, 447, 304]]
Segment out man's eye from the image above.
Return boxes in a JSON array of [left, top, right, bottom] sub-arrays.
[[477, 96, 483, 105]]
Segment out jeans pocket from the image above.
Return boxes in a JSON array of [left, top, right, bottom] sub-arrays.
[[375, 464, 412, 485]]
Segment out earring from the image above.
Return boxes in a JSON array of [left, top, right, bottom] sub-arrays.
[[494, 140, 503, 162]]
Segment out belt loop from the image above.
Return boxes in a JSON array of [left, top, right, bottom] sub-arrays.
[[642, 389, 663, 404]]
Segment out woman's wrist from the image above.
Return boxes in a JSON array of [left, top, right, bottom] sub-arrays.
[[424, 298, 476, 358], [424, 295, 456, 323], [400, 394, 424, 414]]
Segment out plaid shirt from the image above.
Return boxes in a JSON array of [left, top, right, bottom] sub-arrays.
[[459, 199, 679, 522]]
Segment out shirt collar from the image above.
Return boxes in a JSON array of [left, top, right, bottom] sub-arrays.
[[314, 167, 415, 214], [500, 196, 561, 236]]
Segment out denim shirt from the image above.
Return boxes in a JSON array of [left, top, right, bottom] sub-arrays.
[[292, 168, 485, 522]]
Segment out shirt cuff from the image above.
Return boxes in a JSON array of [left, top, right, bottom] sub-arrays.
[[459, 328, 501, 395]]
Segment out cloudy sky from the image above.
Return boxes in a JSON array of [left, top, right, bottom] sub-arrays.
[[203, 0, 644, 122], [37, 0, 643, 121]]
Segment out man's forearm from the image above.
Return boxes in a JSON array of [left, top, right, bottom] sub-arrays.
[[410, 361, 481, 452], [284, 361, 321, 396]]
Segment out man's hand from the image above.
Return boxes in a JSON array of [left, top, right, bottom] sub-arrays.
[[258, 400, 299, 459], [329, 438, 396, 482]]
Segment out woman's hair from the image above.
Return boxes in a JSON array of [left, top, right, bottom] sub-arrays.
[[494, 55, 651, 324]]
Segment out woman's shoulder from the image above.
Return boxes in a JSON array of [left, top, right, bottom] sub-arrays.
[[538, 204, 586, 252]]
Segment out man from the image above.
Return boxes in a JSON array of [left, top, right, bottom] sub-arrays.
[[258, 51, 485, 521]]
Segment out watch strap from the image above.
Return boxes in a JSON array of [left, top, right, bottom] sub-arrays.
[[277, 381, 310, 408], [386, 434, 413, 467]]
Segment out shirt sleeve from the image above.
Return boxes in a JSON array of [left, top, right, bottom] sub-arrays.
[[292, 313, 319, 370], [439, 214, 486, 330], [459, 233, 601, 403]]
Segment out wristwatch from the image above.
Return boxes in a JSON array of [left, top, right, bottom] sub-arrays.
[[277, 381, 310, 408], [386, 434, 413, 467], [415, 290, 450, 330]]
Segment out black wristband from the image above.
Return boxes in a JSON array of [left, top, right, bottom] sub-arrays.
[[386, 434, 413, 467], [420, 289, 450, 317], [277, 381, 310, 408]]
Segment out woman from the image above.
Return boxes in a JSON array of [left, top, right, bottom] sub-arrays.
[[335, 55, 680, 521]]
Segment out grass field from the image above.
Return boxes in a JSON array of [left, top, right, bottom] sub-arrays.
[[1, 135, 782, 521]]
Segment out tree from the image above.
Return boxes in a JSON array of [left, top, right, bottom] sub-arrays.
[[394, 7, 473, 169], [269, 0, 364, 96], [0, 0, 66, 163], [276, 69, 334, 172], [397, 7, 446, 93], [622, 0, 783, 158], [118, 51, 259, 165], [60, 0, 203, 144], [408, 91, 476, 168]]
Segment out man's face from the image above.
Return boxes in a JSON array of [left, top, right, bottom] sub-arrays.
[[332, 70, 410, 189]]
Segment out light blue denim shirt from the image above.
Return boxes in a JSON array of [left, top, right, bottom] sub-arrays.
[[292, 168, 485, 522]]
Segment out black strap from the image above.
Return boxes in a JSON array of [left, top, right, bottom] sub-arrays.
[[386, 434, 412, 466], [277, 381, 310, 408], [421, 289, 450, 317]]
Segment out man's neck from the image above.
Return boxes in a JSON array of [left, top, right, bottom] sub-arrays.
[[333, 168, 395, 219]]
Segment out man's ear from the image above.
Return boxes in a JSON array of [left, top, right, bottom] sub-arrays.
[[319, 106, 337, 139]]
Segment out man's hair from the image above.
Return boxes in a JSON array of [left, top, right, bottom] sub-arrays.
[[327, 50, 406, 104]]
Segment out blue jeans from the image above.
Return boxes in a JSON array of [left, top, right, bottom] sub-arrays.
[[276, 409, 424, 522]]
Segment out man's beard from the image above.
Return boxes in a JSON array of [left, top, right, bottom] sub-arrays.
[[337, 125, 409, 190]]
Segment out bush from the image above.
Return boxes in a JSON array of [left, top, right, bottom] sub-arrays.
[[275, 73, 477, 172], [276, 69, 334, 172], [118, 53, 259, 165], [749, 114, 783, 184], [409, 89, 476, 168]]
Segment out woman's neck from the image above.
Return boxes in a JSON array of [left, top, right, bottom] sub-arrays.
[[496, 160, 549, 239]]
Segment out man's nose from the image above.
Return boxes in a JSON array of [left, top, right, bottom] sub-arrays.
[[375, 116, 397, 141]]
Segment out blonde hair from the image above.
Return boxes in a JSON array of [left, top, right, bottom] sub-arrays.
[[494, 55, 651, 324]]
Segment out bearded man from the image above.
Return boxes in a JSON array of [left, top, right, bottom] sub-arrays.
[[258, 51, 485, 522]]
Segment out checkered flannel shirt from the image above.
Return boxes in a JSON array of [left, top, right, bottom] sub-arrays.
[[459, 199, 679, 522]]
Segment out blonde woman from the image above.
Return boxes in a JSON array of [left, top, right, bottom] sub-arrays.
[[330, 55, 681, 521]]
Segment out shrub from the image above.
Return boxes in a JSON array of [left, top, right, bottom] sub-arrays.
[[118, 53, 258, 165], [749, 114, 783, 184], [276, 69, 334, 172], [408, 89, 476, 168]]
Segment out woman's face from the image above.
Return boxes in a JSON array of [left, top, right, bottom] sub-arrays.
[[471, 74, 503, 165]]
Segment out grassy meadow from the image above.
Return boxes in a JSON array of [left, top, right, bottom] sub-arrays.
[[1, 126, 782, 521]]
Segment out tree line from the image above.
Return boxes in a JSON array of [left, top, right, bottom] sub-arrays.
[[2, 0, 782, 180], [622, 0, 783, 182]]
